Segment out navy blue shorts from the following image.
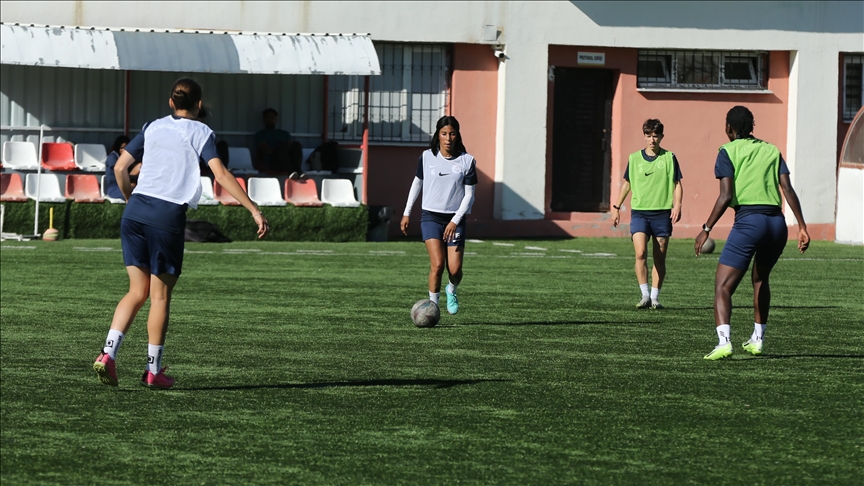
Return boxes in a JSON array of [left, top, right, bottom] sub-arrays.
[[420, 210, 465, 247], [121, 218, 185, 276], [630, 213, 672, 239], [719, 213, 788, 271]]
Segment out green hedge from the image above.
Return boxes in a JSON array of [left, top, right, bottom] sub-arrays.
[[0, 201, 368, 242]]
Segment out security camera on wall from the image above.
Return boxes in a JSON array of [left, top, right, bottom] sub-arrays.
[[493, 45, 506, 60]]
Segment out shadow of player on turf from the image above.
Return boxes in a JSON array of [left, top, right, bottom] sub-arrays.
[[178, 378, 509, 392]]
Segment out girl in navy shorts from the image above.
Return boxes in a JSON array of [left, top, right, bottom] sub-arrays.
[[401, 116, 478, 316], [696, 106, 809, 361], [93, 78, 269, 389]]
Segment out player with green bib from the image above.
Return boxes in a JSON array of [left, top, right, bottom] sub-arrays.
[[697, 106, 809, 361], [613, 119, 683, 309]]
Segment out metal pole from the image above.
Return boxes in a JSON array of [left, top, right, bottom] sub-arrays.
[[33, 124, 44, 236], [361, 75, 370, 205], [322, 75, 329, 144], [124, 71, 131, 136]]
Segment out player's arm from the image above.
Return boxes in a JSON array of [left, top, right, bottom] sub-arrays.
[[671, 180, 683, 224], [612, 181, 631, 228], [114, 151, 137, 201], [695, 177, 733, 256], [401, 177, 422, 235], [209, 157, 269, 239], [779, 173, 810, 253]]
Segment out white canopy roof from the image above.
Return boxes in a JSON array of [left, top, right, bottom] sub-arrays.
[[0, 23, 381, 75]]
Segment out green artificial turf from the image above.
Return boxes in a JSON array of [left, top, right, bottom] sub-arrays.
[[1, 238, 862, 485]]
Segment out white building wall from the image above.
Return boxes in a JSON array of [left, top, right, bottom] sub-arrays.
[[835, 168, 864, 245], [2, 1, 862, 222]]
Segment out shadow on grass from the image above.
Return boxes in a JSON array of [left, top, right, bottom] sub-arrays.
[[178, 378, 509, 392], [466, 320, 659, 327], [756, 354, 864, 360]]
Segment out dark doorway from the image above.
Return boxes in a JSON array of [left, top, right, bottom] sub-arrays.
[[550, 67, 613, 212]]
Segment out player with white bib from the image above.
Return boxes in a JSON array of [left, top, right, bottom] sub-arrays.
[[93, 78, 269, 389], [401, 116, 478, 315]]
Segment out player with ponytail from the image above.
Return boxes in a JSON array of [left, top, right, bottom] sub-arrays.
[[93, 78, 269, 389]]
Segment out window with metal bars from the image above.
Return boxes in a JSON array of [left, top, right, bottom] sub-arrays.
[[327, 43, 451, 143], [843, 54, 863, 121], [637, 50, 768, 90]]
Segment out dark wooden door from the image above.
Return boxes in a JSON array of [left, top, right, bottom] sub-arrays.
[[551, 68, 613, 212]]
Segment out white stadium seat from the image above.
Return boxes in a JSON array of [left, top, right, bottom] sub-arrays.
[[198, 176, 219, 205], [247, 177, 287, 206], [100, 175, 126, 204], [2, 141, 40, 171], [24, 173, 66, 203], [321, 178, 361, 208], [74, 143, 108, 172]]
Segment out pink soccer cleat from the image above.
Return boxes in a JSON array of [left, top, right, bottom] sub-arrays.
[[140, 368, 175, 389], [93, 352, 118, 387]]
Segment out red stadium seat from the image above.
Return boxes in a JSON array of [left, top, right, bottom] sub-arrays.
[[41, 142, 77, 171], [213, 177, 247, 206], [65, 174, 104, 203], [0, 173, 28, 202], [284, 178, 323, 207]]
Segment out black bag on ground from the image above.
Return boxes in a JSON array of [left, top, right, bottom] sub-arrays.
[[185, 220, 232, 243]]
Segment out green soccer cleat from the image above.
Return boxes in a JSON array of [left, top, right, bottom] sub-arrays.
[[704, 342, 733, 361], [742, 339, 763, 356], [651, 301, 664, 310], [637, 296, 651, 309], [445, 289, 459, 315]]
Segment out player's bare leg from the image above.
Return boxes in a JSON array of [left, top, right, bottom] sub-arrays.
[[445, 246, 464, 314], [425, 239, 446, 306], [705, 263, 747, 360], [744, 260, 773, 355], [632, 233, 651, 308], [650, 236, 669, 308], [95, 265, 151, 385], [141, 273, 178, 389]]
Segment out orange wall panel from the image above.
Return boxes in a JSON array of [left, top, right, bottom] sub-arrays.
[[547, 46, 790, 237]]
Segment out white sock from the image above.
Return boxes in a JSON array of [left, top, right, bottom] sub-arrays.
[[446, 281, 458, 295], [650, 287, 660, 302], [103, 330, 125, 360], [639, 283, 649, 297], [717, 324, 731, 346], [752, 323, 766, 341], [147, 344, 164, 375], [429, 292, 440, 305]]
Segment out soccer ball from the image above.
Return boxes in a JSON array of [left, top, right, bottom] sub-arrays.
[[701, 237, 716, 254], [411, 299, 440, 328]]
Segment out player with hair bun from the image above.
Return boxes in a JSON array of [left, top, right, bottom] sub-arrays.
[[697, 105, 809, 361], [401, 116, 478, 315], [93, 78, 269, 389]]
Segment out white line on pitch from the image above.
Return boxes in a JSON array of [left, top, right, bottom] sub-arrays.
[[467, 239, 484, 243], [493, 242, 515, 247], [525, 246, 547, 251], [559, 249, 582, 253], [1, 245, 36, 250]]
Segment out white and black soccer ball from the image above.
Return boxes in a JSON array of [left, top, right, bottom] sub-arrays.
[[702, 237, 716, 254], [411, 299, 440, 328]]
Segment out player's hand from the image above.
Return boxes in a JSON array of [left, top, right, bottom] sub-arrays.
[[400, 216, 410, 235], [443, 222, 458, 242], [695, 230, 709, 257], [798, 228, 810, 254], [612, 208, 620, 227], [671, 206, 681, 224], [253, 212, 269, 239]]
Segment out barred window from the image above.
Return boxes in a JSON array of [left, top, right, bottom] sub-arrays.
[[843, 54, 863, 121], [328, 43, 450, 143], [638, 50, 768, 90]]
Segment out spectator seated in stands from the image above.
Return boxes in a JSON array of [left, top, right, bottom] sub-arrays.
[[254, 108, 306, 179], [103, 135, 137, 200]]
